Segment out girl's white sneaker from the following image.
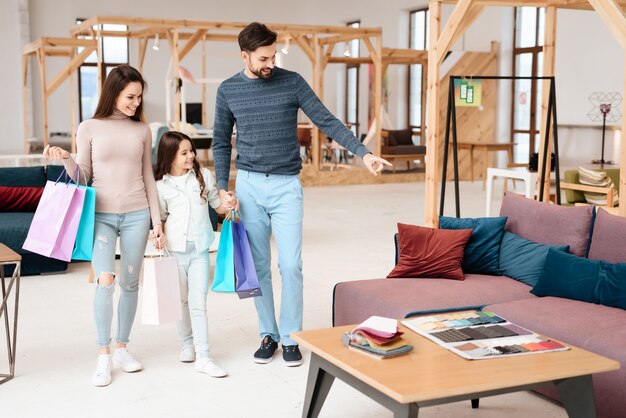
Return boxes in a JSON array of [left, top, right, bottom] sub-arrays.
[[195, 357, 228, 378], [179, 345, 196, 363]]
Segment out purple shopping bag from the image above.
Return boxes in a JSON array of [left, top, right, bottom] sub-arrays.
[[232, 219, 262, 299], [22, 173, 86, 262]]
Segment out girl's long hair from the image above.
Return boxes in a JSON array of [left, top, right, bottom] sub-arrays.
[[93, 65, 146, 122], [154, 131, 207, 202]]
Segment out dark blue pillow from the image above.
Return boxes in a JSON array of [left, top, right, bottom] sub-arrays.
[[499, 231, 569, 286], [532, 248, 626, 310], [439, 216, 507, 275]]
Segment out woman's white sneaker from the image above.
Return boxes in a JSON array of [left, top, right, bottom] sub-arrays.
[[113, 348, 143, 372], [92, 354, 112, 387], [179, 345, 196, 363], [195, 357, 228, 378]]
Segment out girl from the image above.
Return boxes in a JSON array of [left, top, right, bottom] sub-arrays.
[[44, 65, 163, 387], [154, 131, 231, 378]]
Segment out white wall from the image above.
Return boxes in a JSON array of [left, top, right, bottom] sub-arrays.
[[0, 0, 27, 154], [3, 1, 625, 167]]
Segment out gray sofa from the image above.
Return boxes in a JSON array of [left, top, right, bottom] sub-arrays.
[[333, 193, 626, 418]]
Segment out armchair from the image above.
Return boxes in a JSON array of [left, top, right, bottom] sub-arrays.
[[560, 168, 620, 213], [381, 129, 426, 173]]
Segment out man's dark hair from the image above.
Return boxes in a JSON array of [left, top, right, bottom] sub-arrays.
[[238, 22, 277, 52]]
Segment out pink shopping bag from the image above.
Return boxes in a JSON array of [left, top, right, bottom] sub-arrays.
[[22, 174, 86, 262], [141, 252, 182, 325]]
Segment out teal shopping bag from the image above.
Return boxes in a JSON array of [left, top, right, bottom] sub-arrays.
[[72, 185, 96, 261], [211, 218, 235, 292]]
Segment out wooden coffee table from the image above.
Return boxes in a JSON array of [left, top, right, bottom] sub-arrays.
[[292, 324, 619, 418]]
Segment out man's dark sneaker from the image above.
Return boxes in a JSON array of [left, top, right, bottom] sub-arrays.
[[282, 344, 303, 367], [253, 336, 278, 364]]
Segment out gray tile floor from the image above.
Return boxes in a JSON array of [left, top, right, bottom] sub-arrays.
[[0, 180, 568, 417]]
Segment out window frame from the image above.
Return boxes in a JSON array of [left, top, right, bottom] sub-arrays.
[[408, 8, 429, 145], [76, 19, 129, 121]]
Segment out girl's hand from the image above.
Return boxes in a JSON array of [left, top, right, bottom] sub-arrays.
[[152, 224, 166, 250], [43, 145, 70, 160]]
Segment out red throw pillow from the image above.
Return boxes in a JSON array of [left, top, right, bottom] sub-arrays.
[[387, 223, 473, 280], [0, 186, 44, 212]]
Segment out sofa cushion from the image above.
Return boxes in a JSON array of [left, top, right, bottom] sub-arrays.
[[588, 208, 626, 263], [333, 274, 535, 326], [499, 192, 593, 257], [0, 166, 47, 187], [0, 186, 44, 212], [499, 232, 569, 287], [439, 216, 507, 275], [485, 297, 626, 418], [532, 248, 626, 310], [387, 223, 472, 281]]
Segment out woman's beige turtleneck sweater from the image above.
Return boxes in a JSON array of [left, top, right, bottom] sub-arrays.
[[62, 110, 161, 226]]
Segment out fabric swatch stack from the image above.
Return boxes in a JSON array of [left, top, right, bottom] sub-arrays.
[[578, 166, 619, 206], [342, 316, 413, 359]]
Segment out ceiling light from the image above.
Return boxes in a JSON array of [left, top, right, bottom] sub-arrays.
[[281, 38, 290, 55], [152, 34, 160, 51]]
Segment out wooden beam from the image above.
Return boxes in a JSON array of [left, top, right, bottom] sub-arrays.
[[587, 0, 626, 49], [138, 37, 148, 73], [436, 0, 475, 64], [321, 42, 336, 70], [178, 29, 208, 61], [46, 46, 95, 96], [327, 57, 373, 64], [537, 6, 557, 202], [69, 47, 77, 154], [621, 50, 626, 215], [22, 55, 29, 153], [425, 0, 442, 228], [293, 35, 315, 62], [36, 49, 49, 148], [449, 3, 486, 52], [441, 0, 626, 10], [363, 37, 380, 62], [318, 32, 374, 45]]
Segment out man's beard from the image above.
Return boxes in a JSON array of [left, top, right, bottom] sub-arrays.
[[251, 67, 273, 79]]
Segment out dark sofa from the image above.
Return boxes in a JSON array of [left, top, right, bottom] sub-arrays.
[[333, 193, 626, 418], [0, 165, 68, 275]]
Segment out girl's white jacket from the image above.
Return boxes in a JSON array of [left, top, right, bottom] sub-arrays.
[[156, 167, 221, 253]]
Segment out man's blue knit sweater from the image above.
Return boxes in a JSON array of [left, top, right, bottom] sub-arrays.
[[212, 67, 370, 190]]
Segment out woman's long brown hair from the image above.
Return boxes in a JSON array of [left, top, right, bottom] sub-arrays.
[[93, 65, 146, 122], [154, 131, 207, 202]]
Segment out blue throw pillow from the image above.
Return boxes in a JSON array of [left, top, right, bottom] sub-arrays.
[[499, 231, 569, 286], [532, 248, 626, 310], [439, 216, 507, 275]]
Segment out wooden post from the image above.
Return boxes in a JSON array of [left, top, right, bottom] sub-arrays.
[[36, 49, 49, 148], [621, 51, 626, 216], [425, 0, 441, 228], [69, 48, 77, 153], [537, 6, 557, 202], [96, 28, 103, 94], [22, 55, 29, 153], [312, 34, 321, 170], [138, 37, 148, 73]]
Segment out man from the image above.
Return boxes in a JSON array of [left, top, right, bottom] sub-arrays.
[[213, 22, 390, 367]]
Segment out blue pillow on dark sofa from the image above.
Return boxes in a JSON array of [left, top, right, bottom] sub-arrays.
[[439, 216, 507, 275], [532, 248, 626, 310], [499, 231, 569, 287]]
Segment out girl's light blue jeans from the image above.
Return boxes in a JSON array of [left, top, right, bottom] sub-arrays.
[[92, 208, 150, 347], [172, 241, 210, 355], [235, 169, 304, 346]]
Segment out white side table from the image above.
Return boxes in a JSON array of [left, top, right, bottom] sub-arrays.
[[485, 167, 538, 216]]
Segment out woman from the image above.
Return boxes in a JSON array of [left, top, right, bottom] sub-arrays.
[[44, 65, 163, 387]]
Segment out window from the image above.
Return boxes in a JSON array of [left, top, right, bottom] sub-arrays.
[[408, 8, 429, 144], [345, 21, 361, 137], [76, 19, 129, 121], [511, 7, 545, 163]]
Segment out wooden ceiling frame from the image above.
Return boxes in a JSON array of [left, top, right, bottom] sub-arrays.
[[21, 37, 97, 152], [425, 0, 626, 227]]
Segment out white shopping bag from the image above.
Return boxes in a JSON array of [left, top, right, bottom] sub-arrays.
[[141, 252, 182, 325]]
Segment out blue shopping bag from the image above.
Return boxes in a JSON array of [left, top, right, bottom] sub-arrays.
[[211, 218, 235, 292], [72, 185, 96, 261], [232, 219, 262, 299]]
